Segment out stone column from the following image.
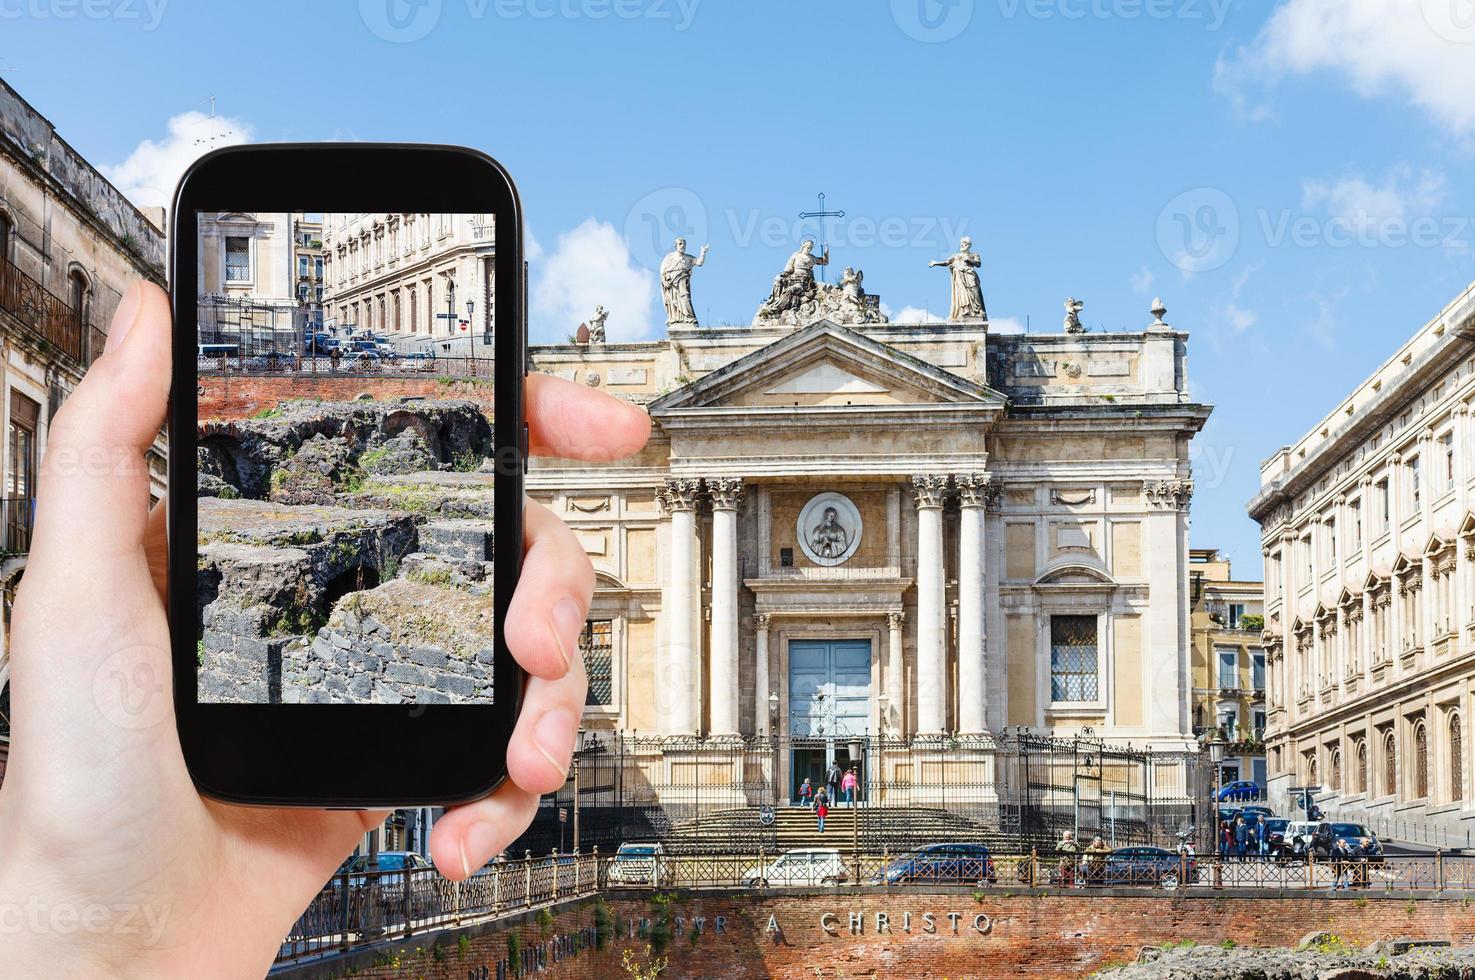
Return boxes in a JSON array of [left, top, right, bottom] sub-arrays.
[[913, 475, 950, 735], [956, 474, 989, 735], [708, 478, 744, 737], [754, 613, 772, 737], [661, 478, 701, 735], [886, 611, 905, 736]]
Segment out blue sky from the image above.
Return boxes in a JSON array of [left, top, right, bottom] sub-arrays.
[[5, 0, 1475, 573]]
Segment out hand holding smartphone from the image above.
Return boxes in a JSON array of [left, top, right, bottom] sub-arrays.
[[170, 145, 527, 807]]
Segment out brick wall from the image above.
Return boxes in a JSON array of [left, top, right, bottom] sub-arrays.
[[199, 375, 495, 422], [278, 890, 1475, 980]]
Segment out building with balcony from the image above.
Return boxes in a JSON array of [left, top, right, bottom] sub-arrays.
[[293, 214, 325, 332], [527, 282, 1210, 821], [1189, 547, 1266, 786], [1249, 280, 1475, 833], [320, 212, 494, 347], [0, 78, 168, 747], [195, 211, 304, 354]]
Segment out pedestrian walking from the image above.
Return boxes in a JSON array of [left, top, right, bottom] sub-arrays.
[[1232, 816, 1248, 860], [1331, 837, 1352, 890], [799, 777, 813, 808], [1218, 820, 1231, 860], [825, 760, 842, 807], [841, 767, 859, 808], [329, 344, 341, 373], [1057, 830, 1079, 888], [816, 799, 828, 834]]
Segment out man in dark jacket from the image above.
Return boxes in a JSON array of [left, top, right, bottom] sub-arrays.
[[825, 761, 843, 807]]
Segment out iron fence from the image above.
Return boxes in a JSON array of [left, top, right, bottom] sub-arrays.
[[197, 351, 493, 379], [275, 850, 1475, 967], [277, 851, 600, 965], [512, 732, 1213, 857]]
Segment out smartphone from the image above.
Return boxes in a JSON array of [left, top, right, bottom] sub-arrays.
[[169, 144, 526, 807]]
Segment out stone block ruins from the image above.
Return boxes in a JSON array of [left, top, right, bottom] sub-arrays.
[[196, 398, 499, 704]]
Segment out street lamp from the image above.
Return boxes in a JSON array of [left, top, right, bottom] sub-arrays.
[[466, 299, 476, 376], [876, 692, 889, 805]]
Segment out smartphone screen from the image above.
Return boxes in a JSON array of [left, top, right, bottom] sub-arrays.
[[194, 211, 498, 706]]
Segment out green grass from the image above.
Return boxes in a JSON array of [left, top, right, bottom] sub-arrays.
[[249, 405, 283, 419]]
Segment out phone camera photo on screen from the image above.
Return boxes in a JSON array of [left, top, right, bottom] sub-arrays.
[[170, 145, 526, 807], [195, 211, 498, 706]]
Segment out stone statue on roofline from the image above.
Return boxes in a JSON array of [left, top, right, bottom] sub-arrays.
[[754, 241, 888, 328], [928, 237, 987, 322]]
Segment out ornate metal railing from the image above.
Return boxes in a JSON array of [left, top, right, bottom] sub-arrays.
[[0, 254, 88, 363], [274, 850, 1475, 967], [1, 497, 33, 555]]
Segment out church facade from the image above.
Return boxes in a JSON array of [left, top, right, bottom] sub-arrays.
[[529, 270, 1209, 805]]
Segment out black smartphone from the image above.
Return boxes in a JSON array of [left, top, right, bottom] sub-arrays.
[[169, 144, 526, 807]]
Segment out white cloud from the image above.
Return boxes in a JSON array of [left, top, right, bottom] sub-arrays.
[[887, 305, 944, 324], [990, 316, 1026, 335], [1221, 303, 1259, 332], [1301, 165, 1448, 229], [1216, 0, 1475, 137], [104, 110, 252, 209], [1130, 265, 1154, 295], [531, 218, 657, 343]]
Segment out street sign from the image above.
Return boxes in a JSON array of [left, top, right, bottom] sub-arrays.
[[758, 805, 775, 827], [558, 807, 567, 824]]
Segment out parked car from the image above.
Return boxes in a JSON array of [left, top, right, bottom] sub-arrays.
[[871, 843, 996, 885], [741, 848, 847, 887], [1216, 780, 1264, 802], [1326, 822, 1384, 863], [1284, 820, 1335, 858], [606, 842, 665, 886], [1102, 846, 1198, 887], [1240, 805, 1274, 819]]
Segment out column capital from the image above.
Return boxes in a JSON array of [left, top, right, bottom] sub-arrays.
[[707, 477, 745, 511], [911, 474, 951, 509], [754, 613, 772, 632], [1144, 479, 1194, 511], [955, 473, 992, 509], [887, 611, 905, 631], [661, 477, 702, 513]]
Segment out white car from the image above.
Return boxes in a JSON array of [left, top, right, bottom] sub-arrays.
[[740, 848, 848, 887], [606, 842, 665, 886]]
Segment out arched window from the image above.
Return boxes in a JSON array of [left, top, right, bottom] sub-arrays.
[[1330, 747, 1342, 792], [67, 268, 88, 323], [1451, 715, 1464, 803], [1384, 733, 1397, 797], [1415, 722, 1429, 799], [1356, 739, 1368, 795], [0, 209, 12, 264]]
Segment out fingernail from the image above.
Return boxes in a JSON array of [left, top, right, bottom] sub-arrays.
[[550, 598, 582, 674], [104, 282, 144, 354], [533, 708, 576, 777], [463, 821, 497, 877]]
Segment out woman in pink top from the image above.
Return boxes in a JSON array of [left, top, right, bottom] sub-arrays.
[[841, 767, 859, 808]]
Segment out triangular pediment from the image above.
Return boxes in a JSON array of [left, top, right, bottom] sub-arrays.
[[649, 320, 1006, 414]]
